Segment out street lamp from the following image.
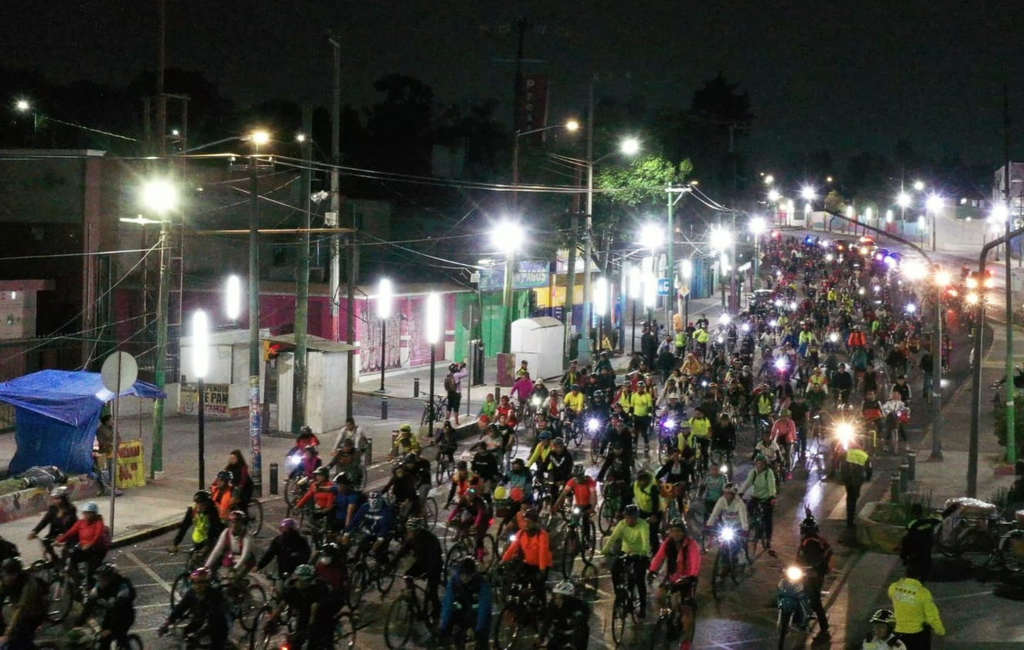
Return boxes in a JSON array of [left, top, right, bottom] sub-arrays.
[[913, 180, 925, 192], [681, 258, 693, 326], [620, 136, 641, 156], [190, 309, 210, 489], [492, 220, 524, 354], [637, 222, 665, 251], [926, 194, 943, 251], [425, 292, 442, 436], [749, 216, 767, 289], [139, 179, 179, 216], [376, 278, 393, 392], [248, 129, 271, 146], [225, 275, 242, 323], [512, 119, 581, 204], [709, 227, 733, 308], [14, 98, 30, 113], [800, 186, 817, 201], [767, 188, 781, 203], [763, 174, 774, 185]]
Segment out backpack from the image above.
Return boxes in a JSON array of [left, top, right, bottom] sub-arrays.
[[444, 374, 457, 393], [798, 535, 831, 572]]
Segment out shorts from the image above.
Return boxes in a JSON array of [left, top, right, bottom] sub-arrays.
[[448, 391, 461, 412]]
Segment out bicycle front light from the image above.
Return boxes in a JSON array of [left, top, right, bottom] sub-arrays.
[[785, 566, 804, 582], [664, 419, 676, 430], [572, 507, 581, 515], [587, 418, 599, 433], [509, 533, 517, 544], [719, 526, 736, 543]]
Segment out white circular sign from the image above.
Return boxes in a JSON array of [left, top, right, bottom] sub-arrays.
[[101, 351, 139, 394]]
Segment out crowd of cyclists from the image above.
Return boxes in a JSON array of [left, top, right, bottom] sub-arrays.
[[0, 231, 967, 649]]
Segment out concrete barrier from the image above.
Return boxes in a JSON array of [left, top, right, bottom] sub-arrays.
[[855, 501, 906, 553], [0, 474, 100, 525]]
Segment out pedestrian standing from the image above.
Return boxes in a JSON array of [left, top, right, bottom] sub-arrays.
[[899, 504, 941, 581], [919, 351, 933, 401], [888, 567, 945, 650], [444, 361, 468, 426], [93, 414, 114, 496], [840, 439, 872, 528]]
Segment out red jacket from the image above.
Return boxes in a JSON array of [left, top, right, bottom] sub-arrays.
[[57, 516, 109, 549], [649, 536, 701, 582]]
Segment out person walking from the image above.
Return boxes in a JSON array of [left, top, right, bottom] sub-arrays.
[[888, 567, 945, 650], [840, 439, 872, 529]]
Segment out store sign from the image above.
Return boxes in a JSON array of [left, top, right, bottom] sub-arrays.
[[116, 440, 146, 487], [479, 260, 551, 291]]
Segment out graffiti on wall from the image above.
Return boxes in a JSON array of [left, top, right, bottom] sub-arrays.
[[360, 314, 402, 373]]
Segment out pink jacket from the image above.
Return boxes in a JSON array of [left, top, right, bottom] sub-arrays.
[[649, 536, 701, 582], [771, 418, 797, 444]]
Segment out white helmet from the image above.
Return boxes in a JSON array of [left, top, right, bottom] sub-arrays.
[[552, 580, 575, 596], [50, 486, 69, 498]]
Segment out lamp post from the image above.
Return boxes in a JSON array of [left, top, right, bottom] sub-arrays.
[[897, 191, 911, 234], [492, 221, 525, 354], [642, 265, 657, 326], [637, 222, 665, 327], [377, 278, 393, 392], [628, 265, 641, 353], [425, 292, 442, 436], [709, 227, 734, 309], [594, 276, 608, 352], [512, 119, 579, 206], [930, 267, 951, 460], [246, 129, 270, 497], [681, 259, 693, 326], [926, 194, 943, 252], [138, 178, 178, 477], [225, 275, 242, 326], [190, 310, 210, 489], [749, 216, 767, 290]]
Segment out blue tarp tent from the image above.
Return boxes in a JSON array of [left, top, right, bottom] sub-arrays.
[[0, 370, 165, 475]]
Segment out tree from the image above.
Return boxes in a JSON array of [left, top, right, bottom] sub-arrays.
[[365, 74, 435, 175], [596, 155, 693, 210]]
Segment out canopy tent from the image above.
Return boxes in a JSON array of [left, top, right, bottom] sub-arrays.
[[0, 370, 164, 475]]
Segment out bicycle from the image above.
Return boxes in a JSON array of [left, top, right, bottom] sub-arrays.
[[250, 603, 359, 650], [493, 566, 544, 650], [649, 577, 697, 650], [610, 554, 646, 646], [43, 543, 93, 623], [708, 524, 748, 599], [444, 519, 498, 577], [421, 395, 449, 429], [560, 506, 597, 578], [242, 498, 264, 537], [384, 574, 437, 649], [746, 498, 771, 558], [598, 480, 628, 536], [40, 617, 144, 650], [169, 544, 212, 608], [435, 447, 457, 486]]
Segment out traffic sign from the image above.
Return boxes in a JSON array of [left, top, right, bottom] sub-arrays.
[[101, 351, 138, 394], [657, 277, 670, 296]]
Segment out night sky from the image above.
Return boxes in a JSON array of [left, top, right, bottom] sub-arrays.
[[5, 0, 1024, 166]]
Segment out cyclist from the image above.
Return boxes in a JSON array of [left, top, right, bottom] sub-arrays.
[[526, 431, 554, 480], [631, 383, 655, 453], [504, 458, 533, 503], [447, 488, 491, 561], [657, 446, 697, 516], [158, 567, 230, 648], [312, 541, 346, 592], [539, 580, 590, 650], [711, 411, 737, 462], [543, 437, 574, 495], [796, 513, 832, 643], [446, 461, 475, 507], [632, 470, 661, 549], [702, 463, 728, 525], [705, 482, 749, 537], [469, 442, 501, 490], [554, 464, 597, 516], [294, 466, 337, 526], [392, 516, 443, 620], [291, 425, 321, 454], [434, 421, 459, 469], [563, 384, 586, 419], [753, 429, 785, 480], [479, 393, 497, 420], [330, 439, 365, 489], [392, 423, 421, 457], [350, 492, 397, 562], [602, 504, 651, 618], [688, 407, 712, 471], [55, 501, 110, 584], [28, 486, 77, 544], [333, 472, 365, 530], [862, 609, 907, 650], [203, 510, 255, 579], [264, 563, 340, 650], [770, 409, 797, 473], [78, 563, 136, 650], [223, 449, 254, 509], [210, 470, 236, 521], [291, 445, 323, 481], [500, 509, 552, 603], [382, 453, 426, 516], [561, 361, 581, 391], [604, 415, 635, 466], [255, 518, 311, 579], [739, 457, 777, 555], [169, 490, 224, 558], [439, 557, 492, 650], [331, 417, 369, 468], [648, 518, 700, 650], [0, 557, 46, 649]]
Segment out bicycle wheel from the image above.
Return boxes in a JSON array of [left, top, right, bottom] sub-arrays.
[[248, 499, 264, 537], [776, 608, 793, 650], [711, 550, 726, 600], [580, 561, 599, 600], [572, 424, 584, 448], [611, 595, 632, 646], [494, 606, 523, 650], [46, 575, 73, 622], [249, 606, 277, 650], [598, 497, 617, 536], [385, 596, 415, 649], [239, 583, 267, 631], [649, 615, 675, 650], [581, 517, 597, 561], [444, 541, 471, 581], [335, 612, 358, 649], [374, 556, 397, 596], [283, 477, 303, 511], [120, 635, 144, 650], [589, 436, 601, 464], [424, 497, 439, 528], [561, 533, 579, 578], [506, 433, 519, 461], [169, 571, 190, 609], [348, 562, 369, 608]]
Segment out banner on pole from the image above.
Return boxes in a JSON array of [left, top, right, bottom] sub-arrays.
[[116, 440, 146, 488]]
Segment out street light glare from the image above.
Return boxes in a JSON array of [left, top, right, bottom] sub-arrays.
[[638, 223, 664, 250], [913, 180, 925, 192], [934, 269, 952, 287], [800, 186, 817, 201], [748, 216, 767, 235], [991, 203, 1009, 222], [708, 226, 733, 252], [565, 119, 580, 132], [249, 130, 271, 145], [224, 275, 242, 321], [594, 277, 609, 316], [491, 220, 525, 254], [925, 194, 943, 213], [425, 292, 443, 345], [620, 136, 641, 156], [190, 310, 210, 380], [763, 174, 774, 185], [377, 277, 394, 320], [896, 192, 911, 208], [767, 189, 781, 203], [295, 133, 306, 143], [681, 258, 693, 279], [14, 98, 30, 113], [139, 178, 178, 215]]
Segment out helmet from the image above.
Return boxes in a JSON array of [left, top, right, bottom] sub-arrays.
[[723, 482, 738, 494], [95, 563, 118, 579], [279, 518, 298, 531], [216, 470, 233, 482], [593, 390, 605, 401], [82, 502, 100, 514], [300, 425, 313, 435], [193, 490, 211, 503], [523, 508, 539, 522], [493, 485, 509, 501], [800, 514, 819, 536], [573, 464, 586, 478], [189, 567, 212, 583], [538, 431, 552, 441], [869, 608, 896, 626], [368, 492, 383, 513], [623, 504, 640, 517], [228, 510, 248, 523], [399, 424, 412, 433], [0, 558, 22, 575], [334, 472, 353, 486], [668, 518, 687, 531], [552, 437, 565, 446], [406, 517, 426, 531], [570, 384, 581, 391], [293, 564, 315, 581], [314, 466, 330, 477], [319, 542, 341, 558], [552, 580, 575, 596], [404, 453, 419, 464], [458, 557, 477, 574], [50, 486, 69, 498]]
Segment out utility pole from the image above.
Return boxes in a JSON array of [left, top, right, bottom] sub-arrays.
[[564, 211, 579, 365], [248, 158, 263, 497], [328, 36, 342, 343], [580, 76, 595, 364], [149, 0, 168, 476], [346, 213, 357, 420], [292, 105, 312, 432], [1004, 84, 1017, 465]]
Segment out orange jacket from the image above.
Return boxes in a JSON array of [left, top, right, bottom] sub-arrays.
[[501, 528, 552, 570], [57, 516, 108, 549], [211, 486, 234, 521]]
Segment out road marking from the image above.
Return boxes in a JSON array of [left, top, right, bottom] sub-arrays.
[[122, 550, 172, 593], [935, 589, 992, 602], [826, 496, 846, 520]]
